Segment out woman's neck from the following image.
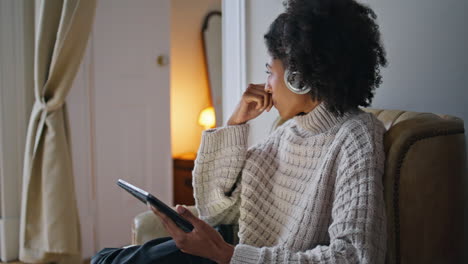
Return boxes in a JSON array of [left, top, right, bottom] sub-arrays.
[[296, 100, 321, 116]]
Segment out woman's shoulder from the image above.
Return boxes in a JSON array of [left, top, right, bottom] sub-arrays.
[[341, 109, 385, 136], [332, 111, 386, 177], [337, 110, 386, 152]]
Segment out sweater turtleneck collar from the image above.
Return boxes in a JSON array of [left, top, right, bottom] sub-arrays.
[[293, 102, 359, 134]]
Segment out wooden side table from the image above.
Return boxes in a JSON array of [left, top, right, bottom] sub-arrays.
[[173, 156, 195, 206]]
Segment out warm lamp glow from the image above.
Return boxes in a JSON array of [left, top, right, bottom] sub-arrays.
[[198, 106, 216, 129]]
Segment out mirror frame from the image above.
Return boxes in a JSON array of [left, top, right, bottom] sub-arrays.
[[202, 11, 222, 127]]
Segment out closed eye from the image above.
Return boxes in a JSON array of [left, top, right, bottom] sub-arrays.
[[265, 63, 272, 75]]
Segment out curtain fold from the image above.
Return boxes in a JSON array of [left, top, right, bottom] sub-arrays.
[[20, 0, 96, 263]]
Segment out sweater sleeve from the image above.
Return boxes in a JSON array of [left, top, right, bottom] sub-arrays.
[[230, 117, 387, 264], [193, 124, 250, 226]]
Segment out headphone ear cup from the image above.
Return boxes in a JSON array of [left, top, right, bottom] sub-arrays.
[[284, 70, 311, 95]]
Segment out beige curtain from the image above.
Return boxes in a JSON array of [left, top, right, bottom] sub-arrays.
[[20, 0, 96, 263]]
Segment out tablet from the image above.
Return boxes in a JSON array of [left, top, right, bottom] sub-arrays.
[[117, 179, 194, 232]]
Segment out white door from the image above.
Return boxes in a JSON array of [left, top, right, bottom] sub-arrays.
[[89, 0, 171, 250]]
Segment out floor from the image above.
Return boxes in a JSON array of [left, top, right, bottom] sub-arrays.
[[0, 260, 90, 264]]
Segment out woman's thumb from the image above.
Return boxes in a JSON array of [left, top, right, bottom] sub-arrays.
[[176, 205, 198, 223]]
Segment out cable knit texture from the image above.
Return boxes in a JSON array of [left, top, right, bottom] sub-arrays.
[[193, 103, 386, 264]]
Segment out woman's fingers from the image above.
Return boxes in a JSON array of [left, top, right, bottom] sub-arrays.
[[149, 204, 185, 238], [175, 205, 202, 227], [243, 91, 266, 110], [248, 91, 268, 110], [244, 84, 269, 110], [227, 83, 270, 125], [250, 84, 268, 110]]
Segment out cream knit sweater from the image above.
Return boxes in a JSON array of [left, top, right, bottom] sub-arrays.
[[193, 103, 387, 264]]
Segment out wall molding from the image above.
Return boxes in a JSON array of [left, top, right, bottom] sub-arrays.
[[222, 0, 246, 124]]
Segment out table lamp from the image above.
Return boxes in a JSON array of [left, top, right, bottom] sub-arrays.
[[198, 106, 216, 130]]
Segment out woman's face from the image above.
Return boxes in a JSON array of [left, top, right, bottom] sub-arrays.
[[264, 58, 318, 119]]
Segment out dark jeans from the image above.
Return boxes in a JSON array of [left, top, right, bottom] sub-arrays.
[[91, 225, 234, 264]]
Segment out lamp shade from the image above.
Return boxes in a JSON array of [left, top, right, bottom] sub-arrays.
[[198, 106, 216, 129]]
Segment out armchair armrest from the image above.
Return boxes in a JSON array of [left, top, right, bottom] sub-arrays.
[[132, 206, 198, 245]]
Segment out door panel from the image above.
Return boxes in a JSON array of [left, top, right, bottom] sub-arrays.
[[92, 0, 171, 249]]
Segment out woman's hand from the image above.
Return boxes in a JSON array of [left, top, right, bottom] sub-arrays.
[[150, 204, 234, 264], [227, 83, 273, 126]]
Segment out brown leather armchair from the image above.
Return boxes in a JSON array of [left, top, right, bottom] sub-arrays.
[[133, 108, 467, 264], [363, 108, 466, 264]]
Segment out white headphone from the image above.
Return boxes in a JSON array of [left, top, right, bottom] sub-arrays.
[[284, 69, 311, 95]]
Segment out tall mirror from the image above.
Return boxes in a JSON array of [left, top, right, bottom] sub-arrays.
[[202, 11, 222, 127]]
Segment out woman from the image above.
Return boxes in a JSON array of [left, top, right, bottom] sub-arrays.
[[93, 0, 387, 263]]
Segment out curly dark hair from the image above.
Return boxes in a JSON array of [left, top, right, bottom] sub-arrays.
[[264, 0, 387, 115]]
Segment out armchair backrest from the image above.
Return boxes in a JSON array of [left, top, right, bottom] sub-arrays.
[[363, 108, 466, 264]]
